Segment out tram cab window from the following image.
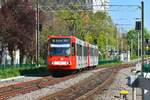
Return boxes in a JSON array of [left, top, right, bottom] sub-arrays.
[[72, 43, 75, 56]]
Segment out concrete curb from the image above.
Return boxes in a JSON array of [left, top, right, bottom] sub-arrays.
[[0, 76, 25, 82]]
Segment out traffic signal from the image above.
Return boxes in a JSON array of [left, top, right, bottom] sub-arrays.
[[135, 21, 141, 30], [145, 39, 149, 44]]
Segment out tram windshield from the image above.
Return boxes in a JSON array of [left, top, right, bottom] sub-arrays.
[[50, 47, 70, 56], [49, 38, 71, 56]]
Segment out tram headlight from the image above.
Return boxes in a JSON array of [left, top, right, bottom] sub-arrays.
[[51, 62, 54, 64], [66, 62, 71, 65], [49, 62, 53, 65]]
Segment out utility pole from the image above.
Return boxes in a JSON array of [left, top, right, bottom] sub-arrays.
[[138, 32, 140, 61], [36, 2, 39, 67], [105, 33, 108, 59], [121, 40, 123, 52], [131, 39, 133, 59], [116, 28, 119, 58], [141, 1, 144, 100]]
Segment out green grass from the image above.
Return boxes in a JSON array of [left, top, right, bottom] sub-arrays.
[[0, 59, 130, 79], [0, 65, 47, 79], [131, 55, 150, 60], [0, 68, 20, 79], [98, 61, 123, 68]]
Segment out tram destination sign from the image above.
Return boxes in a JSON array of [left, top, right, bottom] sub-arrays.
[[50, 38, 70, 44]]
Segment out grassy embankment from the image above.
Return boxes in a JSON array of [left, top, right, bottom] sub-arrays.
[[0, 66, 48, 79], [99, 61, 123, 68], [0, 60, 128, 79]]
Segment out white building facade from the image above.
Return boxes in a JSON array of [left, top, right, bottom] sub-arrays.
[[92, 0, 109, 12]]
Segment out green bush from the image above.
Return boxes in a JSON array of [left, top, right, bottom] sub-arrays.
[[0, 68, 20, 79], [99, 61, 123, 68], [0, 65, 47, 79], [99, 59, 121, 65], [131, 53, 138, 60]]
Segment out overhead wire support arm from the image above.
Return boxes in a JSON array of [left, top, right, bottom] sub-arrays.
[[38, 4, 141, 13], [39, 4, 140, 7]]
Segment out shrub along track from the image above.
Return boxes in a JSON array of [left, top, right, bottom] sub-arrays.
[[40, 64, 134, 100]]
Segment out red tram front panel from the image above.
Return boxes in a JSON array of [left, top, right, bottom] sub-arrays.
[[48, 36, 77, 70]]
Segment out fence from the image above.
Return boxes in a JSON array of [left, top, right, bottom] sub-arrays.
[[0, 60, 120, 70], [143, 63, 150, 72]]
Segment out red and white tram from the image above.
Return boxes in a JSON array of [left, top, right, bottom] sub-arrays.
[[47, 36, 99, 71]]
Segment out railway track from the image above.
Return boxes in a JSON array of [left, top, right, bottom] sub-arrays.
[[0, 63, 136, 100], [40, 64, 133, 100], [0, 72, 80, 100], [77, 70, 115, 100]]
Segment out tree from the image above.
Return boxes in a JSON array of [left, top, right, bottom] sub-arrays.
[[35, 4, 117, 60], [0, 0, 36, 64], [127, 28, 150, 57]]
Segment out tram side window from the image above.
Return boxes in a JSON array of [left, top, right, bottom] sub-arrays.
[[72, 43, 75, 56], [90, 48, 93, 56], [94, 49, 96, 56], [84, 46, 88, 56], [84, 46, 85, 56], [90, 48, 91, 56], [96, 49, 99, 56], [94, 49, 97, 56], [77, 44, 82, 56]]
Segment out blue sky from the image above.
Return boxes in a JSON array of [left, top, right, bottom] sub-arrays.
[[109, 0, 150, 32]]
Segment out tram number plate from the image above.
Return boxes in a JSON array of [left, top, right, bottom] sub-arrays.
[[54, 61, 66, 65]]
